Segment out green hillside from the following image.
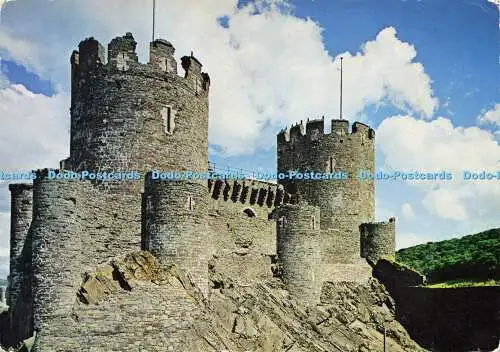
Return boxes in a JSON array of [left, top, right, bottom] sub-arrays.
[[396, 228, 500, 284]]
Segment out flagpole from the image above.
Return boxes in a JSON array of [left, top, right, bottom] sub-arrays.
[[340, 57, 343, 120], [152, 0, 156, 42]]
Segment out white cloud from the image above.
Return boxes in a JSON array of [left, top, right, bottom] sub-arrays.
[[377, 115, 500, 226], [396, 232, 434, 250], [477, 103, 500, 127], [0, 211, 9, 257], [0, 84, 69, 171], [401, 203, 414, 219], [0, 0, 438, 156]]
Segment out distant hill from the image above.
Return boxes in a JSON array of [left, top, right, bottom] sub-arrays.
[[396, 228, 500, 283]]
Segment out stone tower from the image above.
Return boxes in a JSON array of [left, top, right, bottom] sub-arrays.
[[143, 176, 209, 295], [360, 217, 396, 265], [63, 33, 210, 193], [276, 203, 322, 304], [277, 118, 375, 265], [7, 184, 32, 309], [22, 33, 211, 351]]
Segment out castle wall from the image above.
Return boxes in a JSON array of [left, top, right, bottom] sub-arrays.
[[360, 218, 396, 265], [277, 119, 375, 264], [143, 176, 209, 295], [276, 203, 322, 304], [7, 184, 33, 308], [66, 33, 210, 195]]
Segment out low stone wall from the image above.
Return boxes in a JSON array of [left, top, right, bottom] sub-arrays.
[[373, 259, 499, 351], [395, 286, 500, 352]]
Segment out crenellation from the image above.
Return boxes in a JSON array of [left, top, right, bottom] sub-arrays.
[[331, 119, 349, 136], [107, 32, 139, 71], [289, 121, 306, 141], [6, 31, 402, 351], [149, 39, 177, 73], [211, 180, 224, 199], [77, 37, 105, 73], [249, 188, 259, 205], [306, 118, 325, 139]]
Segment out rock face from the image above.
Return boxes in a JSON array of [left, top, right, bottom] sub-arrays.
[[24, 251, 424, 351]]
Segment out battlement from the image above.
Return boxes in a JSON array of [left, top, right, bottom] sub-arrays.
[[70, 33, 210, 94], [277, 118, 375, 144], [208, 179, 291, 209], [149, 39, 176, 73], [108, 32, 138, 70]]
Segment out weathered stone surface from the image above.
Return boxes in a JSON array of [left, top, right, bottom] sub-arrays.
[[360, 218, 396, 265], [1, 32, 420, 351], [25, 251, 424, 351], [373, 258, 425, 293], [277, 120, 376, 265]]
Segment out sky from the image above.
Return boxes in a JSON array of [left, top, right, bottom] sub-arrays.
[[0, 0, 498, 257]]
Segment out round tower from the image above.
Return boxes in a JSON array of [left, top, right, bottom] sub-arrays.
[[277, 118, 375, 264], [360, 217, 396, 265], [142, 174, 209, 295], [7, 184, 33, 309], [30, 170, 83, 350], [276, 203, 321, 305], [65, 33, 210, 193]]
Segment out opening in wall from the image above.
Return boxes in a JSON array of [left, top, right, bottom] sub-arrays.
[[243, 208, 256, 218]]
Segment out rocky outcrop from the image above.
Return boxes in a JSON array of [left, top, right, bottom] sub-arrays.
[[372, 258, 425, 295], [19, 251, 425, 351], [54, 252, 426, 352]]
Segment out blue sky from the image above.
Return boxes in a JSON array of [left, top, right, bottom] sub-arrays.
[[0, 0, 498, 254]]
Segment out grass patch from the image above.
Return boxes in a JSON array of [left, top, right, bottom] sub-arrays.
[[424, 278, 500, 288]]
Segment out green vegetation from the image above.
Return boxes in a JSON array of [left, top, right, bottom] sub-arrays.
[[396, 228, 500, 285], [0, 278, 7, 286], [425, 278, 500, 288]]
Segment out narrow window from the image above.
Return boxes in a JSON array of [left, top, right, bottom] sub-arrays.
[[187, 195, 195, 211], [166, 107, 172, 133], [278, 216, 287, 230], [311, 215, 316, 230], [328, 157, 335, 173]]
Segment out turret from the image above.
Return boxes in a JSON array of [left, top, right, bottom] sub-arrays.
[[7, 184, 33, 309], [276, 203, 321, 305], [360, 217, 396, 265], [142, 174, 209, 295], [31, 169, 83, 349]]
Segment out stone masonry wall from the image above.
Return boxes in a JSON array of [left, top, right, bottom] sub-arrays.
[[7, 184, 32, 308], [65, 33, 209, 196], [276, 203, 322, 304], [30, 170, 83, 351], [5, 184, 34, 346], [277, 119, 375, 265], [27, 168, 142, 351], [143, 176, 209, 295], [360, 218, 396, 265]]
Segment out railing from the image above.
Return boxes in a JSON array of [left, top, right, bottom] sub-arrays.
[[207, 161, 277, 183]]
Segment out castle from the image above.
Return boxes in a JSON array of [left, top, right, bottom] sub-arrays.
[[4, 33, 396, 351]]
